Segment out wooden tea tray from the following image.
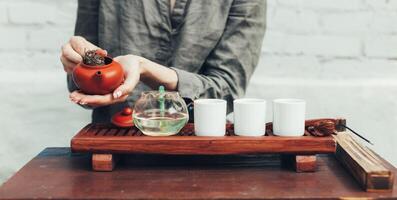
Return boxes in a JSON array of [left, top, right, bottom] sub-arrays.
[[71, 118, 345, 172]]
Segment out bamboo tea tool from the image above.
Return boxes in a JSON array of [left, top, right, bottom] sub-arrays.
[[334, 132, 394, 192]]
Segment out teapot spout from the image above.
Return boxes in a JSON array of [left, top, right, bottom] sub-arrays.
[[95, 71, 102, 78]]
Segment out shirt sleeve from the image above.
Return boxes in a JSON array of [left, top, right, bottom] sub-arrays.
[[171, 0, 267, 112], [67, 0, 100, 93]]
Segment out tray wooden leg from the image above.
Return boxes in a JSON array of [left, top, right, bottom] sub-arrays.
[[281, 154, 317, 172], [92, 154, 118, 172]]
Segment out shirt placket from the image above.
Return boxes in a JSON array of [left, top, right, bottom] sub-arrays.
[[170, 0, 188, 32], [156, 0, 188, 66], [155, 0, 172, 65]]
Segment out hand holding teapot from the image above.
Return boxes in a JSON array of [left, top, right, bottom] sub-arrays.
[[61, 36, 180, 108], [70, 55, 142, 107]]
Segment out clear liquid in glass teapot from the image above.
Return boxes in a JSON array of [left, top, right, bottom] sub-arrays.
[[133, 86, 189, 136]]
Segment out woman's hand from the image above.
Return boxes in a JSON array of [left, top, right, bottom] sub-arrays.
[[60, 36, 107, 74], [68, 49, 179, 108], [69, 55, 143, 107]]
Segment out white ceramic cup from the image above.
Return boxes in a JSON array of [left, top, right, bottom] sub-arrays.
[[194, 99, 227, 136], [233, 98, 267, 136], [273, 99, 306, 136]]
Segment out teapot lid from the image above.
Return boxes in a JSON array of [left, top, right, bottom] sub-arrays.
[[111, 107, 134, 127]]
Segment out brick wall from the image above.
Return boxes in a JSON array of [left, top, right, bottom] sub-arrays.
[[0, 0, 396, 183], [0, 0, 89, 183]]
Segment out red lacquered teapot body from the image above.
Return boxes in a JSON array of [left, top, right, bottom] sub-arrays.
[[72, 57, 124, 95]]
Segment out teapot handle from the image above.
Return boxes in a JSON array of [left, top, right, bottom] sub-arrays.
[[183, 98, 194, 123]]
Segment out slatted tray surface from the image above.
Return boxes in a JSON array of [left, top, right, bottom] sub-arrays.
[[71, 122, 337, 155]]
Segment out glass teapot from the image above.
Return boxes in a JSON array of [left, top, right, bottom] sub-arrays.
[[133, 86, 189, 136]]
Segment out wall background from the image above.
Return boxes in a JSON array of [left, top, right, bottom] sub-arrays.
[[0, 0, 396, 184]]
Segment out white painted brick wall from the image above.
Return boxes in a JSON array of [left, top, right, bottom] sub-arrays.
[[263, 33, 362, 57], [8, 3, 58, 24], [27, 28, 72, 51], [0, 28, 27, 49], [364, 36, 397, 58], [321, 12, 370, 35], [1, 0, 397, 184], [0, 3, 7, 24]]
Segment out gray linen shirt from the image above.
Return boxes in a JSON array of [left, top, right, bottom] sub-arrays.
[[68, 0, 267, 123]]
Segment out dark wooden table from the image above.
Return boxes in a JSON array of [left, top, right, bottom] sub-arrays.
[[0, 148, 396, 199]]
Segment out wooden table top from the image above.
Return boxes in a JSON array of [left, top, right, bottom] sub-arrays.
[[0, 147, 396, 199]]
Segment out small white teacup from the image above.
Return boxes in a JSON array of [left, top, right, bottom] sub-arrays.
[[273, 98, 306, 136], [233, 98, 267, 136], [194, 99, 227, 136]]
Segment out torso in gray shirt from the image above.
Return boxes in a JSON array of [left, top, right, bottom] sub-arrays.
[[69, 0, 267, 123]]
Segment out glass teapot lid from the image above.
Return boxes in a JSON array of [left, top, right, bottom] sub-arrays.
[[134, 86, 188, 115]]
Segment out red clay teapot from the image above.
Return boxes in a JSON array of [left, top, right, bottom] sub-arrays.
[[72, 50, 124, 95]]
